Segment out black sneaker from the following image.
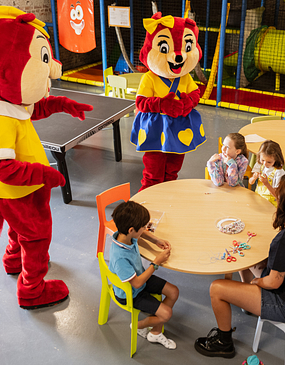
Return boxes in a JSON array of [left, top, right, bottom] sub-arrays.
[[194, 327, 235, 358]]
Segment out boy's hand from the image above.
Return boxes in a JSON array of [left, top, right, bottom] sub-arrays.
[[154, 248, 171, 266], [156, 239, 171, 250], [209, 154, 221, 163]]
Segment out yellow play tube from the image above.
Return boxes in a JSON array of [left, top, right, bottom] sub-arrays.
[[254, 28, 285, 74]]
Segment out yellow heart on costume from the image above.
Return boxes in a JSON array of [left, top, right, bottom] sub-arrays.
[[200, 124, 205, 137], [138, 129, 147, 146], [178, 128, 193, 146], [161, 132, 165, 146]]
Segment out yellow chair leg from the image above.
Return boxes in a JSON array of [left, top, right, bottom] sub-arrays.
[[98, 286, 111, 325], [130, 309, 140, 357]]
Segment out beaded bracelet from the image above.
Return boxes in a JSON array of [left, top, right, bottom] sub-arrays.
[[217, 218, 245, 234]]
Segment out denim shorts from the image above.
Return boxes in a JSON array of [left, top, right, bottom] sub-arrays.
[[260, 268, 285, 321], [116, 275, 166, 315]]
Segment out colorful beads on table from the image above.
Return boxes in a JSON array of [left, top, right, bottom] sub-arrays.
[[217, 218, 245, 234]]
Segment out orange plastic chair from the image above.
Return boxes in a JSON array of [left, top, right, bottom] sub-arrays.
[[96, 182, 130, 256]]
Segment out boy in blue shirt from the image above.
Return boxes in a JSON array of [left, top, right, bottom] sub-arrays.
[[109, 201, 179, 349]]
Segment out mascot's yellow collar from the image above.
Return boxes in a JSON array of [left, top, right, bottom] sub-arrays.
[[143, 15, 174, 34], [0, 101, 33, 120]]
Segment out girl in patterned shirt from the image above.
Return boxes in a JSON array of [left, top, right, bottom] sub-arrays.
[[207, 133, 248, 187]]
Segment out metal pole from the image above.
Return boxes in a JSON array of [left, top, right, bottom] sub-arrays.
[[49, 0, 60, 61], [216, 0, 227, 107], [203, 0, 210, 71], [235, 0, 247, 89], [130, 0, 134, 67], [100, 0, 108, 86]]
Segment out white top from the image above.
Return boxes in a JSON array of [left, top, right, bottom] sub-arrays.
[[252, 162, 285, 188]]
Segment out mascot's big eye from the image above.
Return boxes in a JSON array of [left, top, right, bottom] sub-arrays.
[[41, 47, 49, 64], [185, 40, 193, 53], [70, 8, 77, 20], [76, 5, 83, 20], [158, 40, 169, 54]]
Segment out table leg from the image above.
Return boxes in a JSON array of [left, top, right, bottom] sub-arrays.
[[224, 273, 233, 280], [112, 119, 122, 162], [51, 151, 72, 204]]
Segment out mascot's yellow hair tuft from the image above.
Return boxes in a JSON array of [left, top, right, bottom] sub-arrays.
[[0, 5, 49, 38]]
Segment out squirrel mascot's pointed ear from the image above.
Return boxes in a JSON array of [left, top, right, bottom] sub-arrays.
[[0, 6, 62, 105]]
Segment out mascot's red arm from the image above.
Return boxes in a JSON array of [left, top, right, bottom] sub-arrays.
[[32, 96, 93, 121], [0, 160, 65, 188], [136, 92, 184, 118]]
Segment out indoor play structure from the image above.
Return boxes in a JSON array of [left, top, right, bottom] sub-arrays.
[[47, 0, 285, 116]]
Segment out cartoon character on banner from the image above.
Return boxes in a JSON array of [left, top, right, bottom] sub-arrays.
[[130, 12, 206, 191], [57, 0, 96, 53], [0, 6, 93, 309]]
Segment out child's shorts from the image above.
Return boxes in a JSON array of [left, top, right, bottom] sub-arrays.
[[116, 275, 167, 315]]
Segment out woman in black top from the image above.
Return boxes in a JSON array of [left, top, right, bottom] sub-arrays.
[[195, 176, 285, 359]]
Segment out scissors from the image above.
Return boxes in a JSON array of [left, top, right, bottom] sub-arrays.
[[225, 249, 237, 262], [238, 250, 245, 257], [232, 240, 241, 247], [238, 243, 251, 250], [247, 231, 257, 242]]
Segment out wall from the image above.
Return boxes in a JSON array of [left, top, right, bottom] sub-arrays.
[[1, 0, 102, 71]]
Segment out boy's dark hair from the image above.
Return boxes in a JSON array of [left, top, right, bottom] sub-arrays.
[[112, 201, 150, 235], [227, 132, 249, 159], [273, 175, 285, 230], [257, 140, 284, 169]]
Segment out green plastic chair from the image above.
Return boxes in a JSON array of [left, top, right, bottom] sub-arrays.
[[249, 116, 282, 168], [97, 252, 162, 357], [103, 66, 113, 96]]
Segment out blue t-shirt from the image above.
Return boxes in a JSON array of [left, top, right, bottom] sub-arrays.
[[109, 231, 146, 299]]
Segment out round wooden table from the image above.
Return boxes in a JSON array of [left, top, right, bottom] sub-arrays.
[[131, 179, 276, 276], [239, 120, 285, 154]]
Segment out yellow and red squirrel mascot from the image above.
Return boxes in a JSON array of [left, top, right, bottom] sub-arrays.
[[0, 6, 93, 309], [130, 12, 206, 191]]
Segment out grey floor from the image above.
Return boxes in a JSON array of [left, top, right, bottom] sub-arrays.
[[0, 80, 284, 365]]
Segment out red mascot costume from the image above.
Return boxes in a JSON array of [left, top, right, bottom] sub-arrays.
[[0, 6, 93, 309], [130, 12, 206, 190]]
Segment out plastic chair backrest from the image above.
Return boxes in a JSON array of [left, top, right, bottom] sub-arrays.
[[97, 252, 162, 357], [104, 66, 113, 96], [107, 75, 128, 98], [97, 251, 140, 357], [251, 115, 282, 124], [96, 182, 130, 256], [98, 252, 134, 312]]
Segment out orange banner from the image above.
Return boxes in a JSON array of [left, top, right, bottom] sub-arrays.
[[57, 0, 96, 53]]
